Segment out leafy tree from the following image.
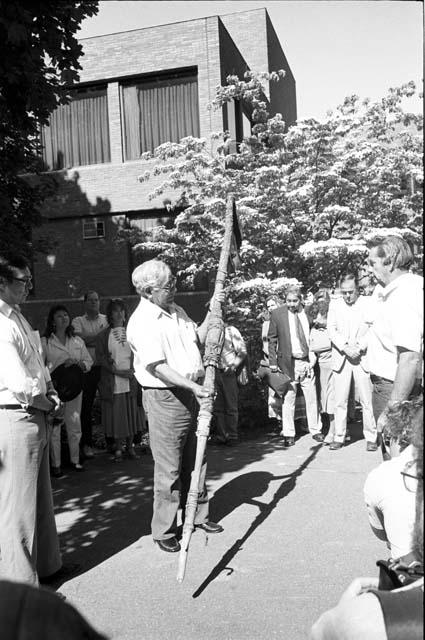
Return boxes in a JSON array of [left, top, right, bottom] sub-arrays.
[[120, 71, 423, 426], [0, 0, 99, 255], [127, 72, 422, 293]]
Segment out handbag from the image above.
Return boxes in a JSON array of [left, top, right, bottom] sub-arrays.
[[309, 327, 331, 354], [51, 363, 84, 402], [255, 362, 291, 397]]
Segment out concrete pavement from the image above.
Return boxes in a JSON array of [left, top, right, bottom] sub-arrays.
[[52, 423, 384, 639]]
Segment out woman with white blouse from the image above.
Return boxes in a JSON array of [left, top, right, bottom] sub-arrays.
[[42, 305, 93, 476]]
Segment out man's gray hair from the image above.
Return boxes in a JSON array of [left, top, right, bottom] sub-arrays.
[[132, 260, 171, 296], [367, 235, 414, 271]]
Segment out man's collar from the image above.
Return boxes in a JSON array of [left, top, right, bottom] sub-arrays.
[[382, 272, 410, 298], [0, 298, 17, 317], [138, 296, 177, 319]]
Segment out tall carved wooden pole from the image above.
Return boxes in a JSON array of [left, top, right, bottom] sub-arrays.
[[177, 194, 238, 583]]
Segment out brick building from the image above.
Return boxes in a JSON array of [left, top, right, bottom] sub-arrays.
[[24, 8, 296, 328]]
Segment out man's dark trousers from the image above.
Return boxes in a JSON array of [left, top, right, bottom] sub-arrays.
[[143, 387, 209, 540], [80, 366, 101, 448]]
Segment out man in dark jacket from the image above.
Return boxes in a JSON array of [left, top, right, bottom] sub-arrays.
[[268, 285, 324, 447]]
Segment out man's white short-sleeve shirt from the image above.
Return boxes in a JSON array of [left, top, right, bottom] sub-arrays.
[[0, 299, 50, 405], [127, 297, 204, 388], [368, 273, 423, 380], [364, 445, 417, 558]]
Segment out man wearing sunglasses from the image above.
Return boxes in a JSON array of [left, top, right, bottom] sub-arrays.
[[127, 259, 224, 553], [0, 253, 62, 585]]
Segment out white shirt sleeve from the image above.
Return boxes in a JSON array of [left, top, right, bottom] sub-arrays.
[[72, 316, 83, 335], [0, 327, 43, 404], [327, 300, 346, 351], [129, 321, 166, 371], [363, 469, 385, 533], [77, 337, 93, 372], [390, 296, 423, 353]]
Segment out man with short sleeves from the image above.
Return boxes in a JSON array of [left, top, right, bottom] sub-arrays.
[[0, 253, 62, 585], [366, 236, 423, 432], [72, 291, 107, 458], [127, 259, 223, 553]]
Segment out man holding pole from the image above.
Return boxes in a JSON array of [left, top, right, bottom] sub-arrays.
[[127, 259, 223, 553]]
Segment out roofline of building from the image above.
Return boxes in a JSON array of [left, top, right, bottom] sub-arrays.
[[78, 6, 268, 41]]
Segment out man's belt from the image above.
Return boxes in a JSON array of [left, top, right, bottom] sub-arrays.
[[370, 374, 393, 384], [292, 355, 309, 361]]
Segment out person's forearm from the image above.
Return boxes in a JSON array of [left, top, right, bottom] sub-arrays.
[[196, 311, 211, 345], [233, 354, 246, 369], [152, 362, 201, 392], [32, 393, 54, 412], [391, 350, 420, 402]]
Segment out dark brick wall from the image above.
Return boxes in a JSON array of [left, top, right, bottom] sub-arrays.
[[22, 292, 210, 334], [27, 9, 296, 307], [32, 215, 131, 300]]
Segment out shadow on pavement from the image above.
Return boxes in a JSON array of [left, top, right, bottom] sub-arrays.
[[51, 453, 155, 587], [192, 443, 323, 598], [50, 427, 312, 588]]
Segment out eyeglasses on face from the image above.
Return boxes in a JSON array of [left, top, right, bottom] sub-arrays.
[[12, 276, 33, 287], [400, 459, 423, 492], [154, 276, 177, 292]]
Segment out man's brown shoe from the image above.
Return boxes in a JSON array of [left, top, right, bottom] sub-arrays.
[[154, 537, 181, 553]]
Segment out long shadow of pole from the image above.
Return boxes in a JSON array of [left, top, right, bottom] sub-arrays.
[[192, 444, 322, 598]]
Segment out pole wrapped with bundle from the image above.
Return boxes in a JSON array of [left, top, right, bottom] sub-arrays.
[[177, 194, 241, 583]]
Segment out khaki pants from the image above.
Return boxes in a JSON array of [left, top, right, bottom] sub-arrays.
[[0, 407, 61, 585], [333, 362, 377, 444], [50, 392, 82, 466], [281, 360, 321, 437]]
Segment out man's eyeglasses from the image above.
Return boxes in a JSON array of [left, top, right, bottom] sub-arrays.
[[401, 459, 423, 493], [13, 276, 33, 287], [154, 276, 177, 292]]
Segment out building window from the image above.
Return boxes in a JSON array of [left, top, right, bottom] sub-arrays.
[[121, 70, 200, 159], [41, 86, 111, 170], [83, 218, 105, 239], [223, 99, 252, 153]]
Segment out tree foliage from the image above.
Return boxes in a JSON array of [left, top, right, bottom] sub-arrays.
[[0, 0, 99, 255], [126, 71, 422, 293]]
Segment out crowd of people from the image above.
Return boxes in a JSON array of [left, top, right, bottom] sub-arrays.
[[39, 295, 148, 477], [260, 236, 423, 461], [0, 234, 422, 639]]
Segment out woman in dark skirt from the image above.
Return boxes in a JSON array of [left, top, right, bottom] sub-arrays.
[[96, 299, 146, 461]]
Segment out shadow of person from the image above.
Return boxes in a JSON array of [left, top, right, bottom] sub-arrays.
[[192, 444, 322, 598], [209, 471, 280, 524]]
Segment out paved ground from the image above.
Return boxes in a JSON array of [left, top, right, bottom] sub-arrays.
[[51, 421, 384, 640]]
